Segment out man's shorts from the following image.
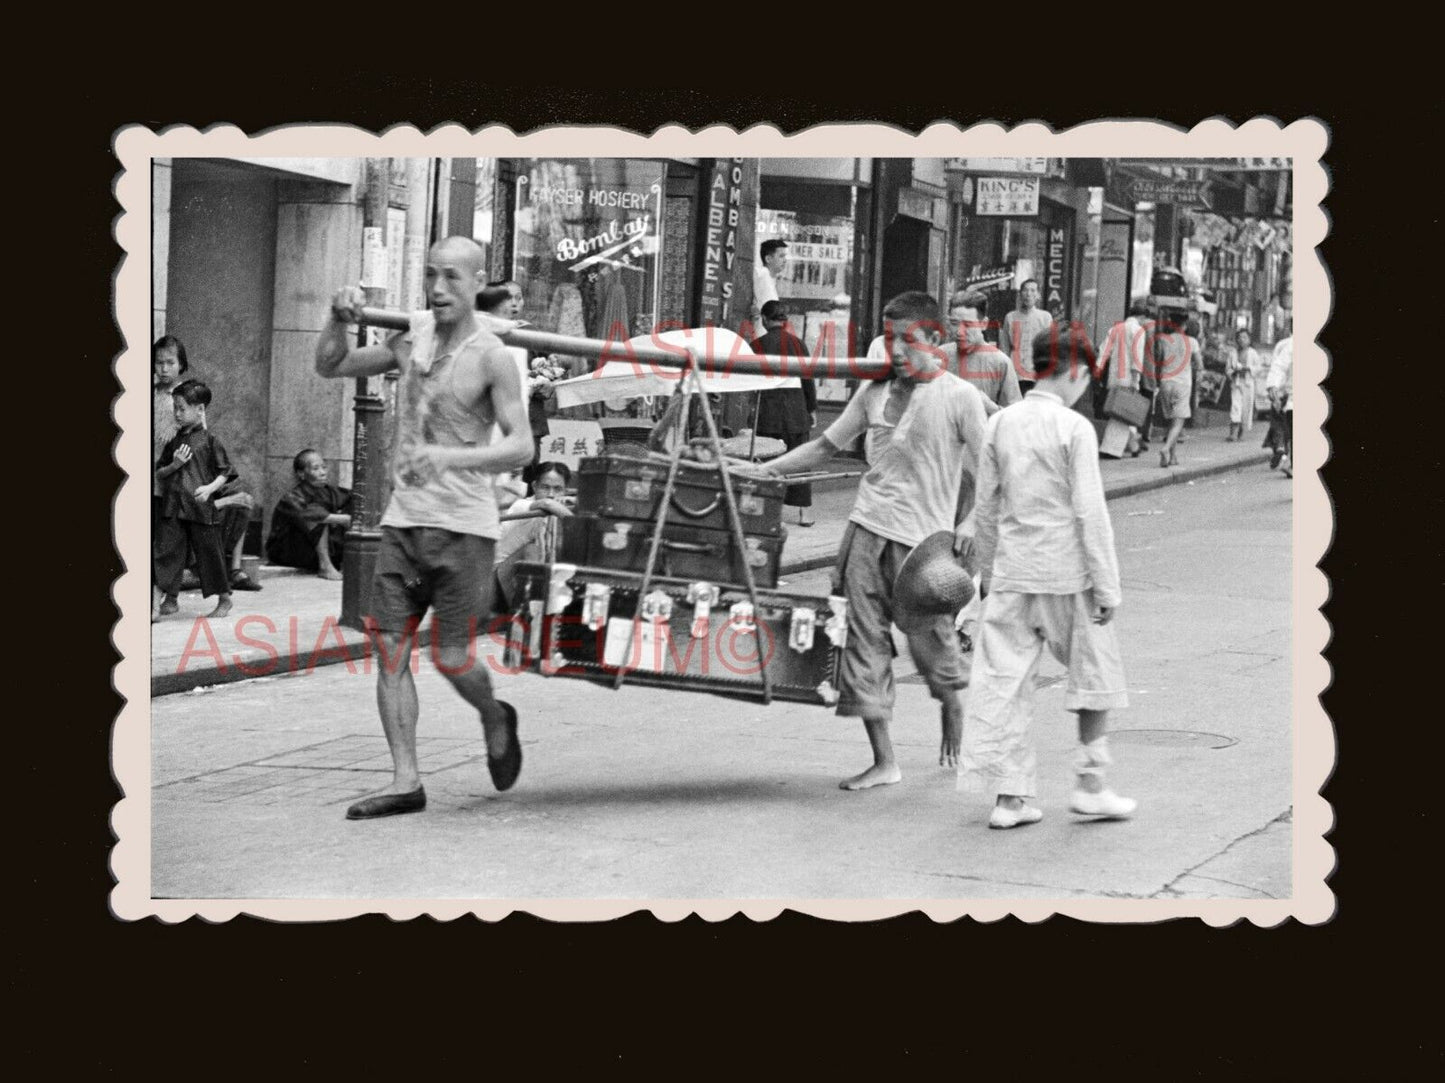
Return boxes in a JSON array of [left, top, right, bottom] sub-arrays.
[[972, 590, 1128, 712], [1158, 379, 1191, 420], [834, 524, 969, 722], [368, 526, 496, 651]]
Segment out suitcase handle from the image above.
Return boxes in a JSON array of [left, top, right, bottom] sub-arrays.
[[669, 491, 724, 519], [659, 538, 714, 554]]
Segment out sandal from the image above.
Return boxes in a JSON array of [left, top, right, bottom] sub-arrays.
[[230, 571, 263, 592]]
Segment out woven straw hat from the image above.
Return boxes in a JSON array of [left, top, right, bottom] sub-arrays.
[[893, 531, 976, 633]]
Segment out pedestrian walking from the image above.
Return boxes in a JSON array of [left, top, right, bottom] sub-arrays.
[[944, 288, 1022, 654], [315, 237, 535, 821], [1226, 328, 1260, 441], [1266, 327, 1294, 478], [750, 300, 817, 526], [958, 329, 1136, 829], [998, 279, 1054, 393], [946, 288, 1023, 413], [1154, 316, 1197, 468], [749, 291, 990, 789]]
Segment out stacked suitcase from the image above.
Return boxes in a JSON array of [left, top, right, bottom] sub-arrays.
[[503, 451, 846, 705], [564, 451, 788, 589]]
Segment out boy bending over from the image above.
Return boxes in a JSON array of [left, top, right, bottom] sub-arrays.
[[959, 329, 1137, 829]]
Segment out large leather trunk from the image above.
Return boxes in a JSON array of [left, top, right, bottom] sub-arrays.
[[558, 514, 783, 590], [503, 562, 846, 706], [575, 451, 787, 538]]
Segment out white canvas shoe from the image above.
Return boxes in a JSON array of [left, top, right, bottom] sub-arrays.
[[989, 804, 1044, 829], [1069, 789, 1137, 819]]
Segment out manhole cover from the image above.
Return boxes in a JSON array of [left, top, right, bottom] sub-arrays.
[[1109, 729, 1237, 749]]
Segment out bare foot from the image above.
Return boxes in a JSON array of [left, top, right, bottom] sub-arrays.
[[319, 567, 344, 582], [839, 763, 902, 790], [208, 596, 233, 619]]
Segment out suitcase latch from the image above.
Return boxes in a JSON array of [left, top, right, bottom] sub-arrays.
[[728, 601, 756, 633], [825, 595, 849, 648], [789, 606, 816, 652], [640, 590, 674, 624], [624, 479, 653, 502], [686, 582, 719, 638], [601, 522, 632, 550], [545, 564, 578, 616], [738, 493, 764, 517], [582, 582, 612, 631], [743, 537, 768, 567]]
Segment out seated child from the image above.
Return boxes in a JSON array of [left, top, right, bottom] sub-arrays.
[[265, 449, 354, 580], [958, 329, 1137, 829], [154, 379, 237, 620]]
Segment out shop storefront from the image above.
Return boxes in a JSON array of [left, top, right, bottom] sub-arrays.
[[943, 159, 1086, 340], [756, 157, 874, 414]]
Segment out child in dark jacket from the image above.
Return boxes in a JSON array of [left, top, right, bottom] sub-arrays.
[[153, 379, 237, 620]]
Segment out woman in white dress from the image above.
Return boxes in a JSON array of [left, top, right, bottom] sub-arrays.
[[1226, 328, 1260, 441]]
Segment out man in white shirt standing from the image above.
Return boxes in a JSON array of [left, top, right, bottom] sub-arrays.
[[998, 279, 1055, 393], [752, 239, 789, 322]]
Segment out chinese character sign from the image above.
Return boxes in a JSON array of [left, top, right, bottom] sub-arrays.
[[543, 421, 605, 472], [974, 176, 1040, 216]]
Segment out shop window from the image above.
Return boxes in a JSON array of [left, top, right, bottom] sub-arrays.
[[758, 177, 861, 405], [512, 158, 665, 348]]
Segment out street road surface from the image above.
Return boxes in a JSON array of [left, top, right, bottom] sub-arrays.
[[150, 465, 1294, 900]]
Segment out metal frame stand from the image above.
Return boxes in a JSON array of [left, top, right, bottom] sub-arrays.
[[616, 350, 774, 703]]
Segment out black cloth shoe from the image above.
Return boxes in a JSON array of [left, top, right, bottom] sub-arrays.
[[346, 786, 426, 820], [487, 701, 523, 791], [230, 571, 263, 592]]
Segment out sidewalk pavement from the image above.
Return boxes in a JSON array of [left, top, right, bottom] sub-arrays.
[[150, 419, 1272, 696]]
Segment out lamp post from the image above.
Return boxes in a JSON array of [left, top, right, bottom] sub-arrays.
[[340, 158, 392, 631]]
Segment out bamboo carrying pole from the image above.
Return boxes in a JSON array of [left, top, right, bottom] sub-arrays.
[[357, 308, 894, 381]]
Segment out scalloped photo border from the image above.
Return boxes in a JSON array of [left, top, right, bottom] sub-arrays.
[[111, 118, 1332, 924]]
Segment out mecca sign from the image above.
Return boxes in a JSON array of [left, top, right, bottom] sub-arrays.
[[974, 176, 1040, 216]]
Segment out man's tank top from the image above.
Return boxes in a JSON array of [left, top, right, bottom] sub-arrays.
[[380, 311, 501, 539]]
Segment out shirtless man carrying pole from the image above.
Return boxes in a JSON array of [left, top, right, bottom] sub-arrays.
[[316, 237, 534, 820]]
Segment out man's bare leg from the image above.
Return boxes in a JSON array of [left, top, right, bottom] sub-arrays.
[[316, 525, 343, 581], [436, 644, 512, 759], [840, 715, 902, 790], [364, 632, 423, 797], [939, 693, 963, 768]]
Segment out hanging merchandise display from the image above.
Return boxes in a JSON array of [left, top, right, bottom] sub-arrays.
[[513, 158, 665, 349]]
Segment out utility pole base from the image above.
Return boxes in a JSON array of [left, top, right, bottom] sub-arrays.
[[340, 529, 381, 632]]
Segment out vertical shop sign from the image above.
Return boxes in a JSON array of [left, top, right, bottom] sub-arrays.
[[1046, 227, 1068, 314], [699, 157, 744, 327]]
